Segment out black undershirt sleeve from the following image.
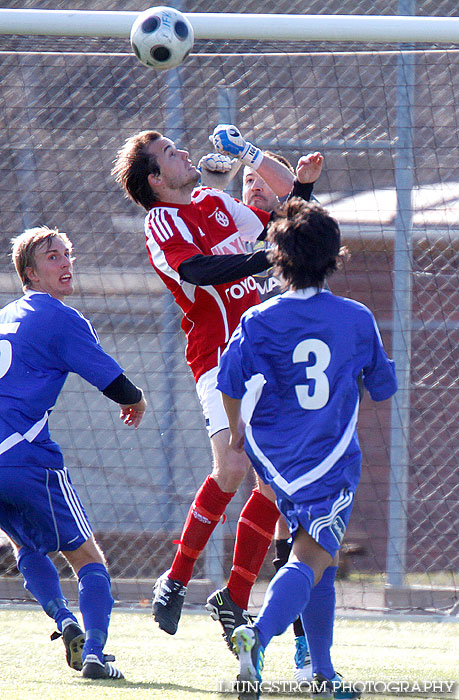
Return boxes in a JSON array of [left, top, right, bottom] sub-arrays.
[[289, 180, 314, 201], [102, 373, 142, 404], [178, 180, 315, 284], [178, 250, 270, 286]]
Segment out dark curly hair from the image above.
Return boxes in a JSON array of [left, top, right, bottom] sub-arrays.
[[267, 198, 343, 290]]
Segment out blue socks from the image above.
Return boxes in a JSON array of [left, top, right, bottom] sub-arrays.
[[254, 560, 338, 682], [301, 565, 338, 679], [16, 549, 78, 631], [17, 549, 114, 664], [255, 561, 315, 648], [78, 562, 114, 662]]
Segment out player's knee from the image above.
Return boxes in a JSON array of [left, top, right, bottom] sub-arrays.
[[255, 480, 277, 502], [212, 458, 250, 491], [63, 536, 106, 573]]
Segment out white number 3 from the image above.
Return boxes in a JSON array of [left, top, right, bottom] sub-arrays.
[[292, 338, 331, 410], [0, 339, 13, 380]]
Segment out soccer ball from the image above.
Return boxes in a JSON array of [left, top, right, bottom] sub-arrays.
[[130, 6, 194, 72]]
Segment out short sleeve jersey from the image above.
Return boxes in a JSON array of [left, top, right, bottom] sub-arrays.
[[0, 291, 123, 468], [145, 186, 270, 382], [217, 288, 397, 502]]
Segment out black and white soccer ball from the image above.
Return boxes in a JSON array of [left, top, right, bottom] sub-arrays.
[[130, 6, 194, 71]]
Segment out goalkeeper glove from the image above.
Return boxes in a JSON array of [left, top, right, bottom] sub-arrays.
[[197, 153, 242, 190], [211, 124, 263, 170]]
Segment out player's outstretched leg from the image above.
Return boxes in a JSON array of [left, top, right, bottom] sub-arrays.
[[206, 586, 253, 654], [232, 624, 264, 700], [152, 570, 187, 635], [152, 476, 235, 635]]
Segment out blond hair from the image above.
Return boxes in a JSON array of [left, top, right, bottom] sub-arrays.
[[11, 226, 72, 291]]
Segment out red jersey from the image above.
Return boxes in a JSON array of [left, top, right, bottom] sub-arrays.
[[145, 186, 270, 382]]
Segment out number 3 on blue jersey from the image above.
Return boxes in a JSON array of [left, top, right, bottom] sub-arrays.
[[293, 338, 331, 410]]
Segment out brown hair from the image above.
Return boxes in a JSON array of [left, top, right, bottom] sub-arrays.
[[11, 226, 73, 291], [111, 130, 162, 210]]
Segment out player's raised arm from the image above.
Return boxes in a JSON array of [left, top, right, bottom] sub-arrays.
[[296, 152, 324, 184], [211, 124, 295, 199], [287, 152, 324, 203]]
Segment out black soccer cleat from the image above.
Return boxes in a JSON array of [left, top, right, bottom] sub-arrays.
[[82, 653, 124, 680], [206, 586, 253, 655], [152, 571, 187, 635], [51, 622, 85, 671], [312, 672, 362, 700]]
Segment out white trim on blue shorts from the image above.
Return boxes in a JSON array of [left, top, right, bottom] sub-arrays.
[[53, 468, 93, 546], [309, 488, 354, 541]]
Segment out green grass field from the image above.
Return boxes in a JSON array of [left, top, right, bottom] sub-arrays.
[[0, 609, 457, 700]]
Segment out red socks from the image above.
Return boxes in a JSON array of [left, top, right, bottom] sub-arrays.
[[169, 476, 235, 586], [168, 480, 279, 607], [227, 490, 280, 610]]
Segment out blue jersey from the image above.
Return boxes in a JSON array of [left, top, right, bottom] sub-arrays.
[[0, 291, 123, 468], [217, 288, 397, 502]]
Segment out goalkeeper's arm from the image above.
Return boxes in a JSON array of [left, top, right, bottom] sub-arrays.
[[211, 124, 294, 199], [257, 152, 295, 199], [288, 152, 324, 201], [288, 179, 314, 202]]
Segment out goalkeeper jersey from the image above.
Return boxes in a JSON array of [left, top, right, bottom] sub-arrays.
[[0, 291, 122, 468], [145, 186, 270, 382], [217, 288, 397, 502]]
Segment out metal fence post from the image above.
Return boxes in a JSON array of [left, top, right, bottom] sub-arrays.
[[386, 0, 415, 587]]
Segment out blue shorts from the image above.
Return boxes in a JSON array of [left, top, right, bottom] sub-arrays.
[[0, 465, 92, 554], [277, 487, 355, 558]]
